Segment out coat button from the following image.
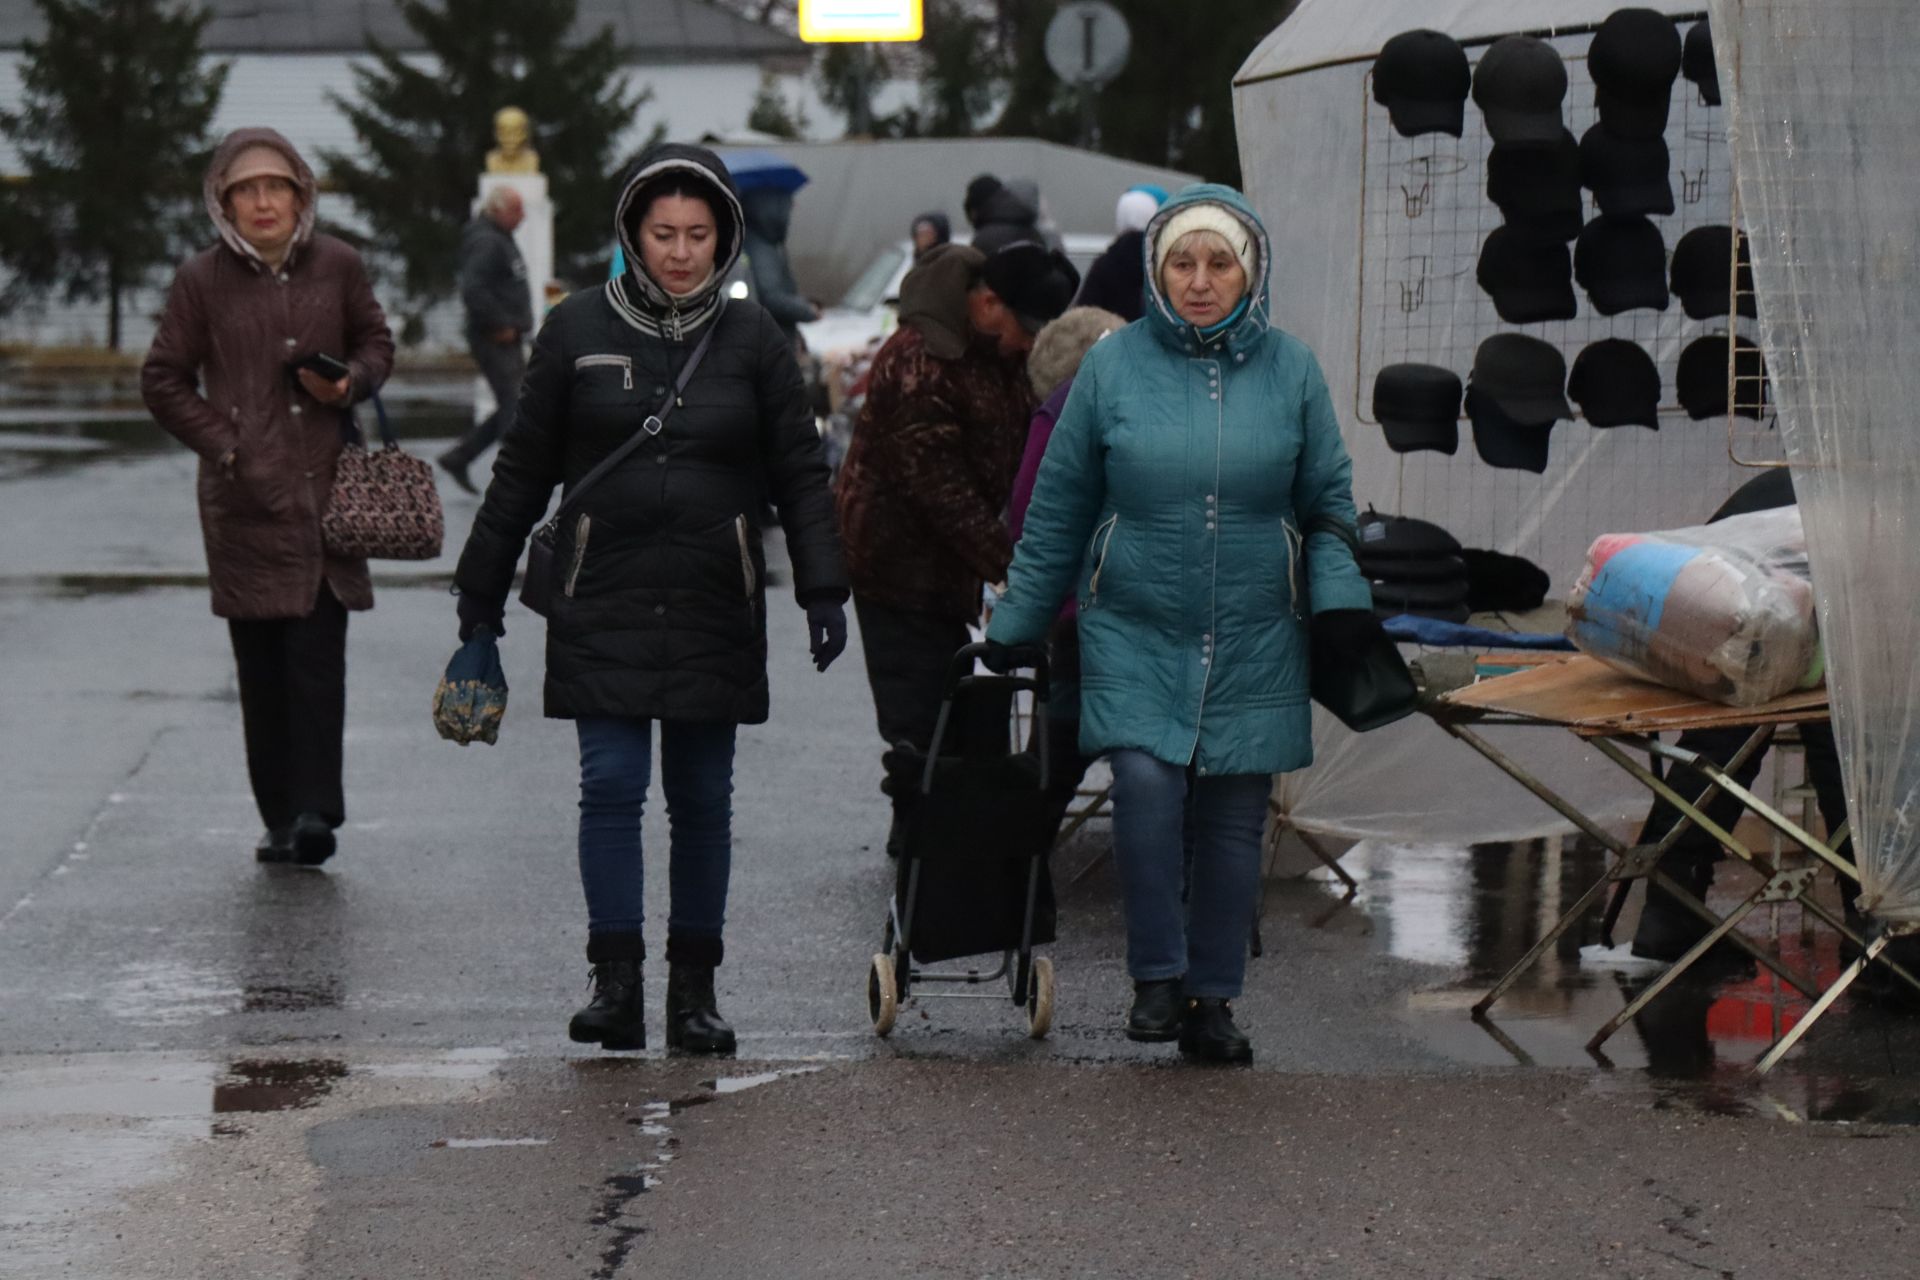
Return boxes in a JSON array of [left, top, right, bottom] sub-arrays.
[[291, 404, 302, 415], [283, 337, 296, 348], [1198, 765, 1209, 776], [653, 604, 665, 615], [654, 454, 666, 466]]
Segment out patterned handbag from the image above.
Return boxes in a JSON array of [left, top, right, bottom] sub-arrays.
[[321, 394, 445, 561]]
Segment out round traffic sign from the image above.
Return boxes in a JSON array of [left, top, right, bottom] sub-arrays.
[[1044, 0, 1132, 89]]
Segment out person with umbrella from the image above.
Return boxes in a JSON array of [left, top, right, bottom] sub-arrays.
[[725, 149, 819, 344]]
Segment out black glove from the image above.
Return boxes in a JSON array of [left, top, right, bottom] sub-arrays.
[[1309, 607, 1382, 656], [457, 592, 505, 642], [806, 601, 846, 672], [980, 639, 1015, 674]]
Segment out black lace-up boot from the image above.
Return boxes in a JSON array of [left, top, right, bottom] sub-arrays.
[[665, 935, 736, 1055], [569, 933, 646, 1051], [1178, 998, 1254, 1065], [1125, 978, 1185, 1042]]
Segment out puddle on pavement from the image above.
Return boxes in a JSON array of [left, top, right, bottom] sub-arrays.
[[213, 1058, 349, 1116], [1317, 837, 1920, 1122]]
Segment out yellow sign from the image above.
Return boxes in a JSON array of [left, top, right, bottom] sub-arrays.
[[799, 0, 923, 43]]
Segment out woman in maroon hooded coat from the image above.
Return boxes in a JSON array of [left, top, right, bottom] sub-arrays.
[[141, 127, 394, 866]]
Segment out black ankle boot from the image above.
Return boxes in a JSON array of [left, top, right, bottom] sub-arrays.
[[570, 935, 646, 1051], [1125, 978, 1184, 1042], [665, 935, 735, 1055], [1178, 998, 1253, 1065], [290, 813, 336, 867], [255, 827, 294, 863]]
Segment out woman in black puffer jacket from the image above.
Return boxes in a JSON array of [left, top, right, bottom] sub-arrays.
[[452, 143, 850, 1055]]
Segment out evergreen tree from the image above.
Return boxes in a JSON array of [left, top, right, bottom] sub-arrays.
[[0, 0, 228, 350], [747, 72, 808, 139], [323, 0, 645, 329]]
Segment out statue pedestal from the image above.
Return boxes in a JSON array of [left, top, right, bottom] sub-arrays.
[[471, 172, 554, 427]]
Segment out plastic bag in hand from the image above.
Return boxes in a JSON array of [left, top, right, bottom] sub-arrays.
[[433, 628, 509, 745]]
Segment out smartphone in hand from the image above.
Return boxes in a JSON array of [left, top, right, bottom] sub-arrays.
[[292, 351, 351, 381]]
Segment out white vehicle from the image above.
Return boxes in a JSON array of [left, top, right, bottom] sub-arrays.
[[799, 234, 1113, 364]]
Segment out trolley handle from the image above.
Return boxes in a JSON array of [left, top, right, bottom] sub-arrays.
[[947, 640, 1050, 701]]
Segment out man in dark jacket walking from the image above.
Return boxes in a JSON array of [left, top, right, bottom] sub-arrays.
[[438, 186, 534, 493], [835, 241, 1078, 855]]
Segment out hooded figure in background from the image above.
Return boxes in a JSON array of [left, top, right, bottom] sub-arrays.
[[452, 141, 850, 1058], [911, 211, 951, 258], [141, 126, 394, 869], [1074, 184, 1168, 321], [740, 185, 819, 341], [968, 175, 1047, 255]]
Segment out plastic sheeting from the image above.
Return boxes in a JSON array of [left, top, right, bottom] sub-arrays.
[[1236, 1, 1746, 843], [1710, 0, 1920, 922]]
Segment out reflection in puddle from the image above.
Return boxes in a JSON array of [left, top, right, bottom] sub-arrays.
[[213, 1058, 348, 1116]]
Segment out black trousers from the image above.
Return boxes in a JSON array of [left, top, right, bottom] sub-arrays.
[[1639, 722, 1852, 890], [852, 596, 971, 808], [442, 336, 526, 468], [227, 585, 349, 832]]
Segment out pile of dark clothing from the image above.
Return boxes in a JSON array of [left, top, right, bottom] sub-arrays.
[[1356, 510, 1551, 621]]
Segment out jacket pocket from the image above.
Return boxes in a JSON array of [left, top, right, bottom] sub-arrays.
[[563, 514, 592, 597], [1085, 514, 1120, 608], [734, 515, 756, 599], [574, 353, 633, 390]]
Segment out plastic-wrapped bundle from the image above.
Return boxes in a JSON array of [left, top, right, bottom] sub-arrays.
[[1566, 506, 1822, 707]]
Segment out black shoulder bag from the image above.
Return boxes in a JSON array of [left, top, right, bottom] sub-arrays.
[[519, 308, 723, 617], [1298, 513, 1421, 733]]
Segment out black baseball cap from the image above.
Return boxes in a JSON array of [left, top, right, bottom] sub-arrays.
[[1466, 384, 1558, 473], [1574, 215, 1669, 316], [1360, 551, 1468, 584], [1357, 509, 1463, 560], [1471, 333, 1573, 425], [1461, 548, 1551, 613], [1371, 575, 1470, 615], [1373, 363, 1463, 456], [1373, 29, 1472, 138], [1669, 225, 1757, 320], [1683, 21, 1721, 107], [979, 243, 1080, 334], [1677, 334, 1769, 420], [1472, 36, 1567, 146], [1569, 338, 1662, 428], [1579, 124, 1674, 217], [1588, 8, 1683, 139], [1477, 226, 1577, 324], [1487, 131, 1583, 240]]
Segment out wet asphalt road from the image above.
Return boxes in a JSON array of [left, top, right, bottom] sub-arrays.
[[6, 421, 1920, 1278]]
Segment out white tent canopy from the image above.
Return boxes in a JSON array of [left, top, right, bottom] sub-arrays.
[[1233, 1, 1752, 844]]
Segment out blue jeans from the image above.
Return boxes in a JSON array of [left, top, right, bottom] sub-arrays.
[[1108, 749, 1269, 998], [576, 718, 737, 946]]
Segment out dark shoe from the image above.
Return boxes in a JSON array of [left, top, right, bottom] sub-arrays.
[[254, 827, 294, 863], [665, 963, 737, 1055], [1178, 998, 1254, 1065], [290, 813, 336, 867], [436, 451, 477, 495], [1125, 978, 1185, 1042], [1631, 856, 1718, 963], [569, 959, 646, 1050]]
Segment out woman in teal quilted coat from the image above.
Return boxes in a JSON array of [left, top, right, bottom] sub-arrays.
[[984, 184, 1381, 1063]]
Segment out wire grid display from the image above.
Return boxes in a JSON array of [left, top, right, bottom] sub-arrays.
[[1353, 16, 1777, 582]]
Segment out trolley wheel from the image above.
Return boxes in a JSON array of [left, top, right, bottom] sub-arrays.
[[1025, 955, 1055, 1040], [868, 952, 899, 1037]]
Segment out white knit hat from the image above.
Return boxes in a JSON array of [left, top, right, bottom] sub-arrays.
[[1152, 203, 1258, 286]]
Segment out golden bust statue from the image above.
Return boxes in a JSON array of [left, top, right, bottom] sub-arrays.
[[485, 106, 540, 174]]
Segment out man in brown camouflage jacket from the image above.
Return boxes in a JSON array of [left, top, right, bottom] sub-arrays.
[[835, 241, 1079, 856]]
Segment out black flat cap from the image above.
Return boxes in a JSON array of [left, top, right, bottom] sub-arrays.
[[1574, 215, 1670, 316], [1677, 333, 1769, 420], [979, 243, 1080, 334], [1683, 21, 1720, 106], [1373, 363, 1463, 456], [1670, 225, 1756, 320], [1488, 130, 1583, 240], [1461, 548, 1552, 613], [1371, 575, 1470, 616], [1478, 226, 1578, 324], [1472, 36, 1568, 146], [1579, 124, 1674, 218], [1357, 509, 1464, 561], [1589, 8, 1683, 139], [1374, 29, 1472, 138], [1471, 334, 1573, 426], [1569, 338, 1662, 428]]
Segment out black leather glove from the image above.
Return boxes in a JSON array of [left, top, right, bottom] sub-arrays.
[[1309, 607, 1382, 656], [457, 592, 505, 643], [806, 601, 846, 672], [980, 639, 1015, 674]]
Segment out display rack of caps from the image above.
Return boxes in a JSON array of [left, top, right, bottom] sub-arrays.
[[1355, 509, 1552, 622], [1367, 13, 1767, 461]]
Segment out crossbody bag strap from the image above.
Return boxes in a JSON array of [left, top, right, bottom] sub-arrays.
[[546, 301, 725, 528]]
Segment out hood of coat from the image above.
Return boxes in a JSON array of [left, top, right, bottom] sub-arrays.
[[202, 127, 318, 269], [896, 242, 986, 361], [1142, 183, 1272, 357], [612, 142, 746, 314], [974, 181, 1038, 230]]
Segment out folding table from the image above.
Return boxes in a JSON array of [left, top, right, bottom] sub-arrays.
[[1426, 654, 1920, 1072]]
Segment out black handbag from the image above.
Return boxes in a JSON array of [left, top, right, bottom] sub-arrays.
[[519, 309, 723, 616], [1297, 513, 1421, 732]]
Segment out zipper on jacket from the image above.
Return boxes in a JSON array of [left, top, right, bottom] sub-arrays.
[[1283, 517, 1304, 621], [734, 515, 756, 599], [1086, 514, 1120, 605], [564, 514, 592, 597], [575, 354, 634, 390]]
